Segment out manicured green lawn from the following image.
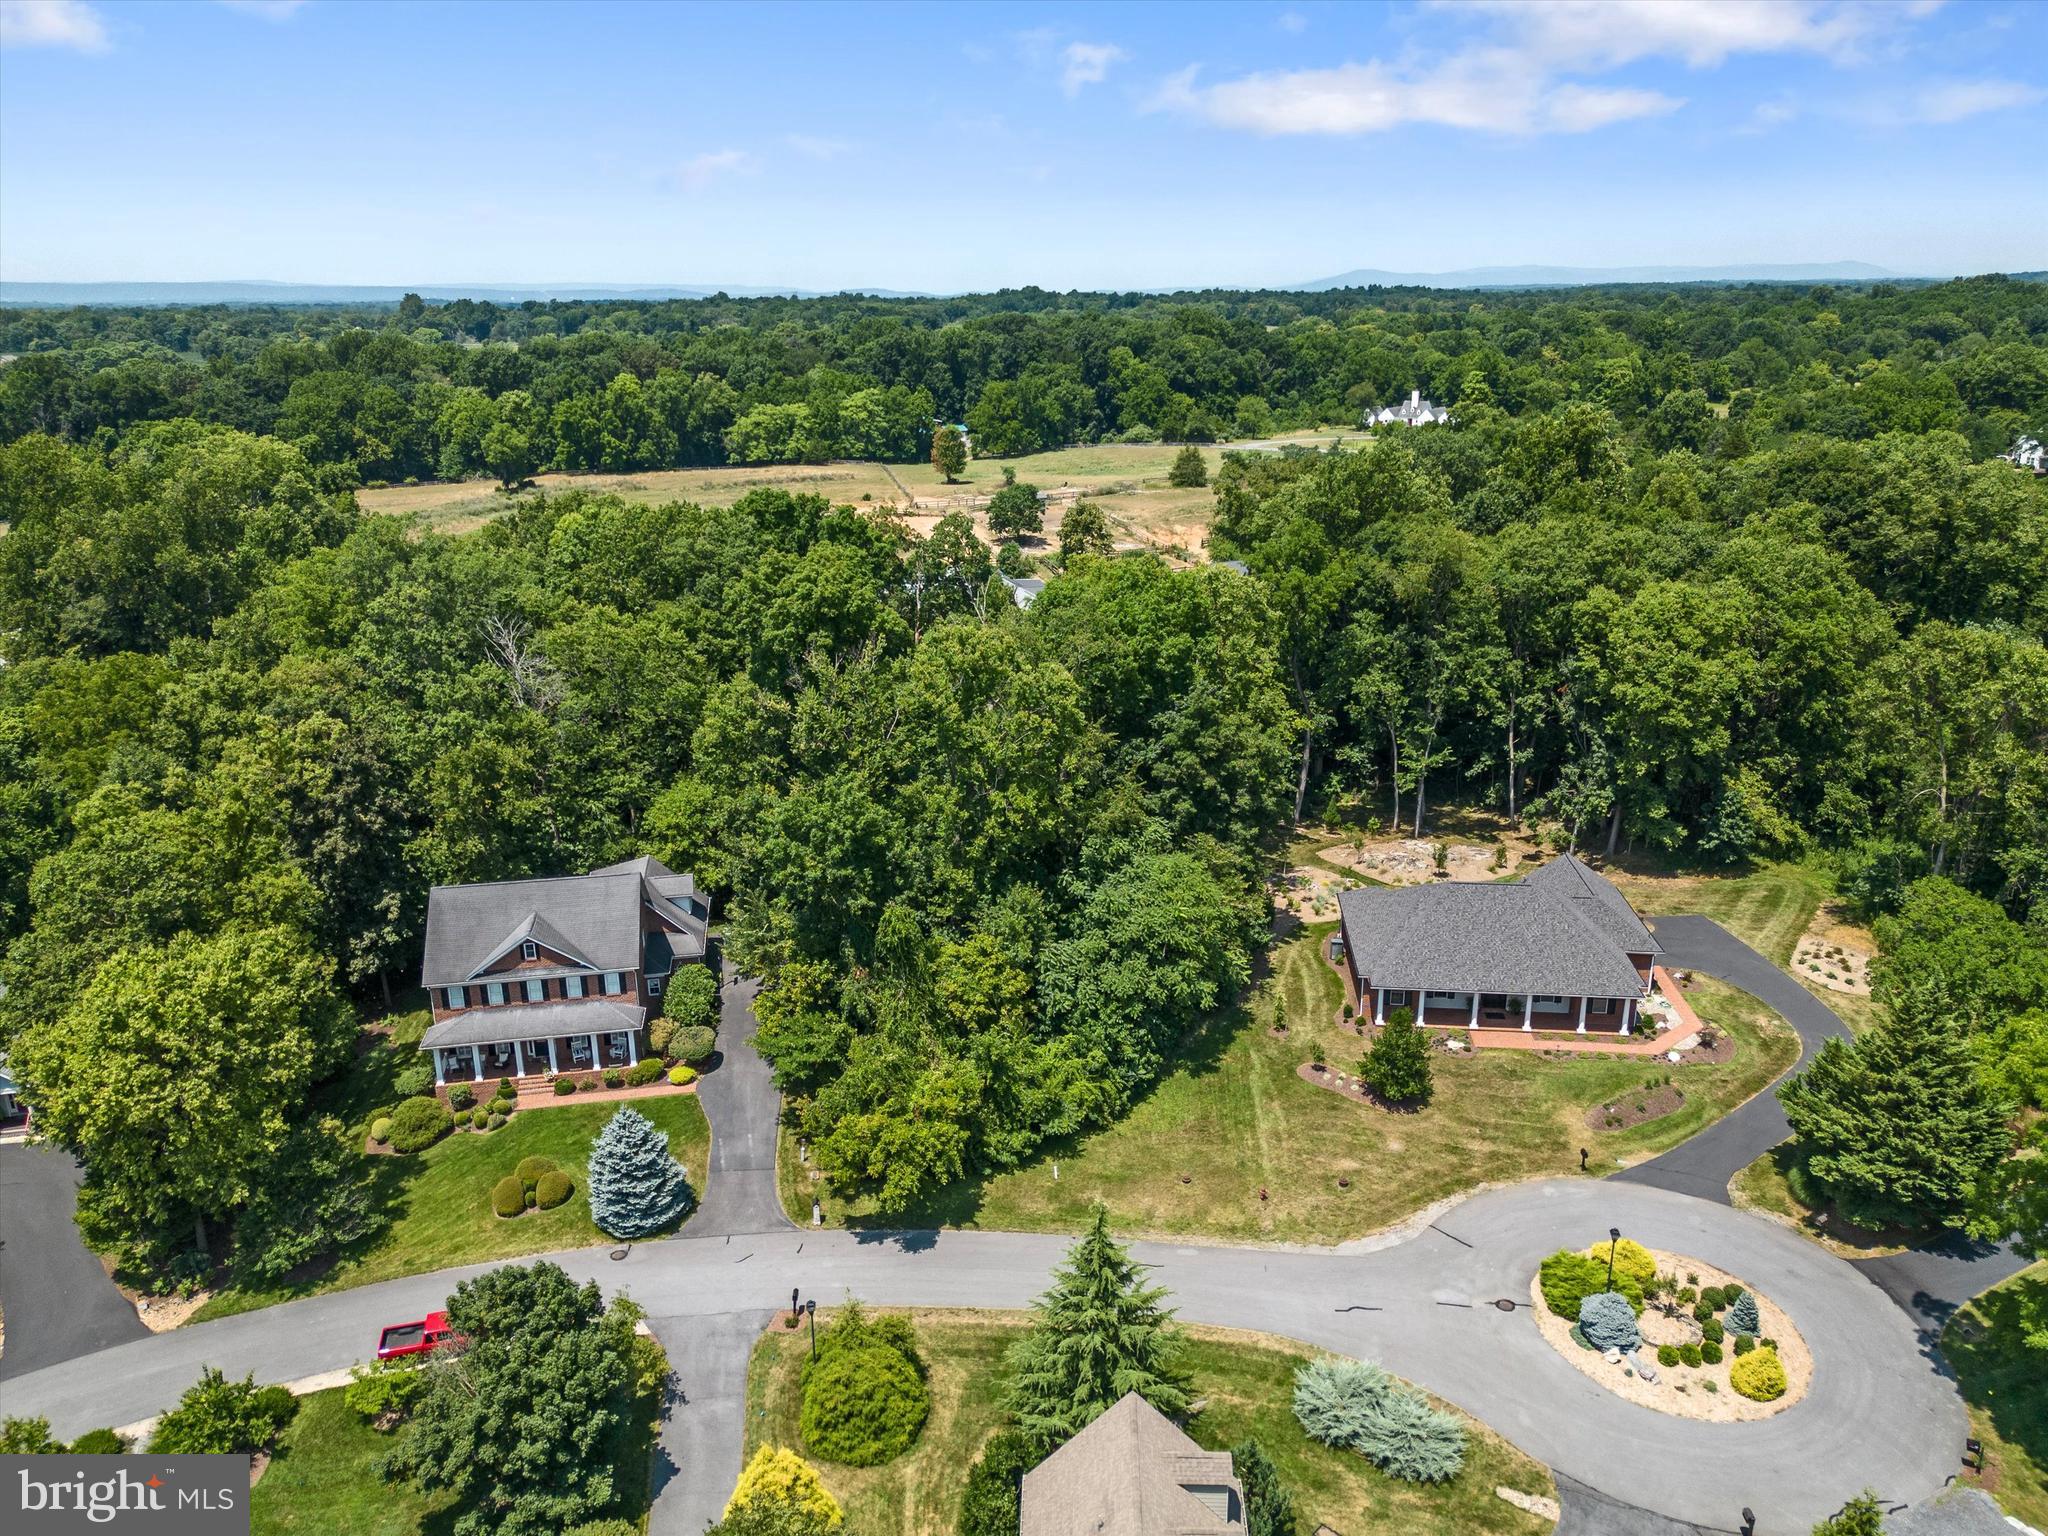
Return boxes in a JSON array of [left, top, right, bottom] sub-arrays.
[[195, 1064, 710, 1322], [784, 923, 1797, 1244], [744, 1311, 1552, 1536], [1943, 1263, 2048, 1528]]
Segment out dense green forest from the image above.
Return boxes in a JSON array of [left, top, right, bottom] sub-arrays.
[[1, 277, 2044, 1277]]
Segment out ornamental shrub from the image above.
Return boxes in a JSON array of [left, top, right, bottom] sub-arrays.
[[958, 1429, 1035, 1536], [1730, 1348, 1787, 1401], [1292, 1356, 1393, 1446], [488, 1112, 507, 1129], [369, 1117, 393, 1145], [1726, 1290, 1761, 1336], [1353, 1385, 1466, 1484], [554, 1076, 577, 1096], [1583, 1237, 1657, 1292], [0, 1416, 62, 1452], [1679, 1343, 1702, 1368], [669, 1064, 697, 1086], [344, 1357, 425, 1426], [1359, 1011, 1433, 1105], [589, 1105, 695, 1238], [448, 1083, 475, 1110], [1676, 1286, 1697, 1304], [393, 1057, 435, 1099], [626, 1059, 665, 1087], [1657, 1344, 1681, 1368], [602, 1068, 622, 1089], [491, 1176, 526, 1218], [1577, 1292, 1641, 1352], [1733, 1334, 1756, 1356], [725, 1445, 843, 1527], [535, 1171, 573, 1210], [663, 965, 720, 1035], [471, 1108, 489, 1128], [1701, 1318, 1724, 1345], [799, 1342, 929, 1465], [516, 1156, 557, 1190], [386, 1095, 453, 1154], [1540, 1250, 1640, 1318], [1693, 1299, 1717, 1324], [150, 1368, 297, 1454], [68, 1428, 127, 1453], [1700, 1340, 1724, 1364], [494, 1076, 517, 1102], [669, 1025, 717, 1065]]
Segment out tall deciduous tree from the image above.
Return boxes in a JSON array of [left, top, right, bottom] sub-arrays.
[[931, 424, 967, 483], [382, 1263, 633, 1536], [1004, 1204, 1192, 1450], [12, 925, 351, 1261]]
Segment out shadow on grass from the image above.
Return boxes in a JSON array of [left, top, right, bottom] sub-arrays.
[[1943, 1269, 2048, 1501]]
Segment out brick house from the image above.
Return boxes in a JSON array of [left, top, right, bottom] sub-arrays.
[[1334, 853, 1658, 1035], [418, 855, 710, 1085]]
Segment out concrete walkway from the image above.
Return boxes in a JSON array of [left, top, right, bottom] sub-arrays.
[[0, 1142, 147, 1380], [0, 1180, 1970, 1535]]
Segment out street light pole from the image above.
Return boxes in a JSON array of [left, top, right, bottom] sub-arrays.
[[1605, 1226, 1620, 1291]]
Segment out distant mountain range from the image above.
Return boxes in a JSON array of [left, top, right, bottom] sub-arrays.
[[1289, 261, 1924, 290], [0, 264, 1983, 308], [0, 280, 927, 307]]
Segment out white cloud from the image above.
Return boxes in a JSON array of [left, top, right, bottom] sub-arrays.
[[673, 149, 752, 190], [1901, 76, 2044, 123], [217, 0, 308, 18], [1149, 55, 1679, 136], [0, 0, 109, 51], [1455, 0, 1891, 69], [1060, 40, 1126, 96], [784, 133, 852, 161], [1277, 9, 1307, 33]]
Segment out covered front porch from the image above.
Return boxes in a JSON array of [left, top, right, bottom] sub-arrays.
[[1370, 987, 1641, 1035], [420, 996, 649, 1085]]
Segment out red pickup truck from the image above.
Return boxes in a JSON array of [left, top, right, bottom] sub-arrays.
[[375, 1310, 455, 1360]]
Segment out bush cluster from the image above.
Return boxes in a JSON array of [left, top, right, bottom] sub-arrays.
[[491, 1176, 526, 1218], [1291, 1356, 1464, 1484], [799, 1304, 929, 1466], [625, 1059, 666, 1087], [1730, 1347, 1787, 1401], [1540, 1250, 1641, 1320], [68, 1427, 127, 1453], [385, 1095, 453, 1154], [344, 1357, 425, 1427], [149, 1368, 297, 1455], [1583, 1238, 1657, 1292]]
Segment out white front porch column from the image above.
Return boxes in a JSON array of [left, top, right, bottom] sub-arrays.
[[1577, 997, 1589, 1034], [1522, 995, 1534, 1032], [626, 1030, 639, 1067], [468, 1045, 480, 1081], [1468, 993, 1480, 1027], [585, 1033, 599, 1070], [434, 1049, 446, 1086], [545, 1037, 558, 1073], [1620, 999, 1633, 1037], [1373, 989, 1385, 1025]]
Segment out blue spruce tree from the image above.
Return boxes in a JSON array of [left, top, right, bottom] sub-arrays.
[[588, 1106, 695, 1239]]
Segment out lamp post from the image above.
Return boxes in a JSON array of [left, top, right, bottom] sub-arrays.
[[806, 1298, 817, 1359], [1605, 1226, 1620, 1292]]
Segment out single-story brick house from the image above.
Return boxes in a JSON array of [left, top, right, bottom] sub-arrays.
[[418, 855, 710, 1085], [1334, 853, 1657, 1035]]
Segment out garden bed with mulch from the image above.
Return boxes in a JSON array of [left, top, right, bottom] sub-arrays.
[[1529, 1245, 1810, 1422], [1295, 1060, 1420, 1113], [1584, 1081, 1686, 1131]]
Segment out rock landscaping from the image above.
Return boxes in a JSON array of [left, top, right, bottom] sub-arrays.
[[1585, 1078, 1687, 1131], [1529, 1242, 1810, 1421]]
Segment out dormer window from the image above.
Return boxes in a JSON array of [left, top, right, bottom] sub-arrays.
[[521, 940, 538, 961]]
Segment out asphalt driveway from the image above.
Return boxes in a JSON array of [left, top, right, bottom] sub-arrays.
[[0, 1142, 147, 1380]]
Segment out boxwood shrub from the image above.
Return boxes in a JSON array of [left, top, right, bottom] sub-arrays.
[[1700, 1339, 1724, 1364], [448, 1083, 475, 1110], [515, 1156, 557, 1191], [491, 1176, 526, 1218], [487, 1112, 507, 1129], [68, 1428, 126, 1453], [1678, 1343, 1702, 1367], [369, 1117, 393, 1145], [385, 1096, 453, 1154], [625, 1059, 665, 1087], [1730, 1348, 1787, 1401], [1656, 1344, 1680, 1368], [669, 1064, 697, 1087], [553, 1076, 578, 1096], [667, 1025, 716, 1065], [535, 1170, 573, 1210]]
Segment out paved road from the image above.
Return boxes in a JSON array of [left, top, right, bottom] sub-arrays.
[[0, 1142, 147, 1379], [689, 974, 789, 1239], [0, 1180, 1967, 1536], [647, 1310, 775, 1535]]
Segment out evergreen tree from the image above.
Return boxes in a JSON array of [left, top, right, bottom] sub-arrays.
[[1004, 1203, 1192, 1450], [587, 1106, 696, 1239], [1778, 980, 2012, 1230], [1232, 1440, 1297, 1536], [1167, 444, 1208, 488], [1359, 1008, 1433, 1106], [1726, 1290, 1761, 1336]]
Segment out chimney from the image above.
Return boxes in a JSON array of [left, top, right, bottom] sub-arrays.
[[1409, 388, 1421, 409]]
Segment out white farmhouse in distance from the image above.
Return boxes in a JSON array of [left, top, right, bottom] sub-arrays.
[[1368, 388, 1451, 428], [2000, 435, 2045, 474]]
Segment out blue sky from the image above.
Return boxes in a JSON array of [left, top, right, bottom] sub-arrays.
[[1, 0, 2042, 290]]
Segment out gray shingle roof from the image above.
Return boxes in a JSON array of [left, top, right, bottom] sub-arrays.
[[1022, 1394, 1243, 1536], [420, 998, 646, 1050], [1336, 858, 1649, 997], [420, 855, 710, 988], [1523, 852, 1660, 956]]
